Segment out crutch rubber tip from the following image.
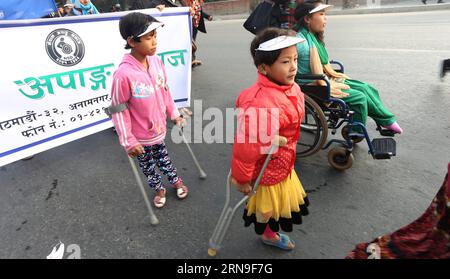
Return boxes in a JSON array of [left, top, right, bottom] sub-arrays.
[[207, 248, 217, 257], [200, 173, 207, 180], [150, 216, 159, 226]]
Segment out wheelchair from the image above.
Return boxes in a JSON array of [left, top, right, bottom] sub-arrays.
[[296, 61, 397, 171]]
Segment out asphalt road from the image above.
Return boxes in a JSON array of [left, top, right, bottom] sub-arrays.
[[1, 10, 449, 259]]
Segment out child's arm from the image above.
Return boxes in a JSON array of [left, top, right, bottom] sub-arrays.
[[201, 10, 213, 21], [110, 77, 141, 153]]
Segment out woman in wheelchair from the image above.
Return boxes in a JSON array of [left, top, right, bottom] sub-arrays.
[[293, 0, 403, 135]]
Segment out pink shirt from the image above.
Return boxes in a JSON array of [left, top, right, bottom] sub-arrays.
[[110, 54, 180, 152]]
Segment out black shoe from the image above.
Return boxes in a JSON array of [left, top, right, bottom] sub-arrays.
[[22, 156, 34, 161], [441, 59, 450, 79], [422, 0, 427, 4], [437, 0, 444, 3]]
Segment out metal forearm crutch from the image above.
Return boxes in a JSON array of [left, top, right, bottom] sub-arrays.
[[179, 126, 207, 179], [127, 155, 159, 226], [207, 136, 287, 257]]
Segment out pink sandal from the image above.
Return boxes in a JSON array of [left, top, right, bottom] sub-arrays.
[[153, 189, 166, 208], [173, 182, 188, 199]]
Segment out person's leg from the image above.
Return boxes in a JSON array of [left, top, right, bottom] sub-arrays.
[[136, 146, 166, 206], [341, 87, 369, 133], [151, 142, 188, 198], [192, 27, 198, 61], [262, 225, 277, 239], [345, 79, 400, 132], [192, 27, 202, 67], [193, 27, 198, 41]]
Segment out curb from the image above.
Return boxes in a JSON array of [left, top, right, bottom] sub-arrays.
[[328, 3, 450, 15], [213, 3, 450, 20], [213, 13, 248, 21]]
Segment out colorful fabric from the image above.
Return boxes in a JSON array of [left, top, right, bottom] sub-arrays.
[[72, 0, 99, 15], [346, 164, 450, 259], [190, 0, 202, 28], [0, 0, 57, 20], [243, 170, 309, 235], [279, 0, 298, 29], [136, 142, 181, 192]]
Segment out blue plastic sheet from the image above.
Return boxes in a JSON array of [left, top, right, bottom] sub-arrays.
[[0, 0, 57, 20]]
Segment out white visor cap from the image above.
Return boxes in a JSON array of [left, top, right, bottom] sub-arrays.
[[136, 21, 164, 37], [309, 4, 333, 14], [256, 36, 305, 52]]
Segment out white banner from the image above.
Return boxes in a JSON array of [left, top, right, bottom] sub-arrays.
[[0, 8, 192, 167]]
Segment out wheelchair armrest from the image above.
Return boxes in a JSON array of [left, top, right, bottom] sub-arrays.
[[296, 74, 328, 81], [297, 74, 331, 102], [330, 60, 345, 73]]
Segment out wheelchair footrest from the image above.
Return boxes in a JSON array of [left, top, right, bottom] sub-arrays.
[[377, 126, 396, 137], [371, 138, 396, 159]]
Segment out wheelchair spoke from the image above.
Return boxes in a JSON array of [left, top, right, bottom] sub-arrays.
[[297, 95, 329, 157]]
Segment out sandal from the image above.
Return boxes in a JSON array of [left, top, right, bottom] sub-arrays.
[[261, 233, 295, 251], [153, 189, 166, 208], [191, 60, 202, 68], [173, 182, 188, 199]]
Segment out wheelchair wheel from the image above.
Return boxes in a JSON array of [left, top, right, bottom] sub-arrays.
[[328, 147, 354, 171], [341, 125, 364, 144], [297, 95, 328, 157]]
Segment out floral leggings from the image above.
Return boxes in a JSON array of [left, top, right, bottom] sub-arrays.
[[136, 142, 181, 192]]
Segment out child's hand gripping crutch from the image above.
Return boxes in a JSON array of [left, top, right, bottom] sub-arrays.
[[127, 155, 159, 226], [208, 135, 288, 257]]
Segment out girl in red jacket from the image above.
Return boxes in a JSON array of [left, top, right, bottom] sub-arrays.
[[231, 28, 309, 251]]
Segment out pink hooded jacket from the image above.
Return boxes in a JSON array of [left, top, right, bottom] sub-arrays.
[[110, 54, 180, 152]]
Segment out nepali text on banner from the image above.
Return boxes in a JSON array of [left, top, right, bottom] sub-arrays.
[[0, 8, 192, 167]]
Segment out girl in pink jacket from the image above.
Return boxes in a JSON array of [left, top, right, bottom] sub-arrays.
[[110, 12, 188, 208]]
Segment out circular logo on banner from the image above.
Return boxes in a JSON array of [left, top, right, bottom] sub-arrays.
[[45, 29, 85, 67]]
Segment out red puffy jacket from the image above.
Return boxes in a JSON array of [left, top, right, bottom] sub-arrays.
[[231, 73, 305, 186]]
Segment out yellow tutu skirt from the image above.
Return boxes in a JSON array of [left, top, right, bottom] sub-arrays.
[[243, 170, 309, 235]]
